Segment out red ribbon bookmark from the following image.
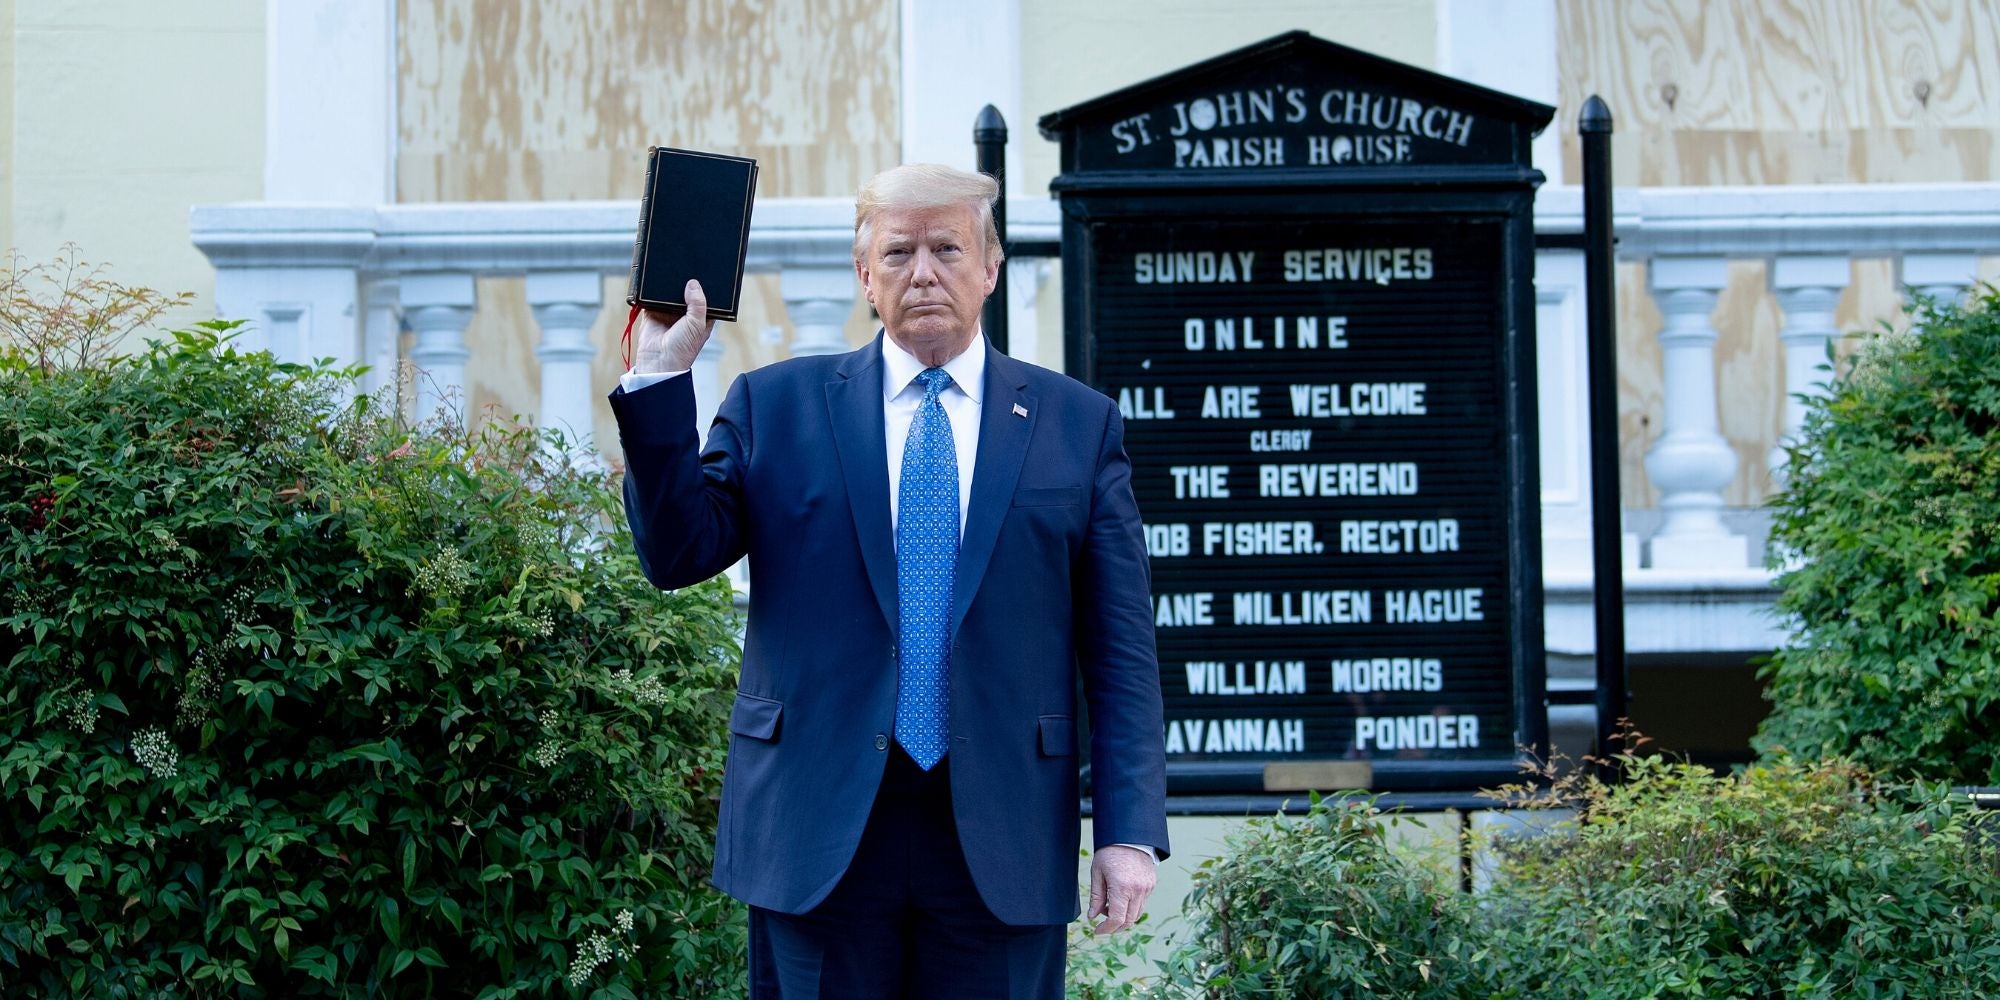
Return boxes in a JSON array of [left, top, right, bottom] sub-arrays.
[[620, 303, 642, 372]]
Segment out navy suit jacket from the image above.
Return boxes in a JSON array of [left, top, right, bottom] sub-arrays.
[[609, 336, 1169, 926]]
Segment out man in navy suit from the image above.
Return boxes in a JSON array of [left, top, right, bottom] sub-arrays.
[[611, 163, 1168, 998]]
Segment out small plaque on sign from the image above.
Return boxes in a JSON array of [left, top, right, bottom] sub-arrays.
[[627, 146, 759, 322], [1264, 761, 1374, 792]]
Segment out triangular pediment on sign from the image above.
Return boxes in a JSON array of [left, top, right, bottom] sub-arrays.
[[1039, 30, 1556, 178]]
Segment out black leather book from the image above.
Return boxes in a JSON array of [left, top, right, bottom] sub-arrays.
[[627, 146, 759, 322]]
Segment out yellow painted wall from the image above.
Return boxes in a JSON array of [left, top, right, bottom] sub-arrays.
[[4, 1, 263, 335], [1556, 0, 2000, 508], [396, 0, 897, 453]]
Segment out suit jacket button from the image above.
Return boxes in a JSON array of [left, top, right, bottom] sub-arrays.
[[874, 734, 889, 751]]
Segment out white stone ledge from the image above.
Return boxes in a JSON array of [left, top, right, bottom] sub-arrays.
[[192, 194, 1071, 279], [1544, 567, 1783, 655], [1615, 183, 2000, 258], [195, 182, 2000, 280]]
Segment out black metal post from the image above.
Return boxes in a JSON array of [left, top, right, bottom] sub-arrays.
[[974, 104, 1010, 354], [1580, 95, 1627, 779]]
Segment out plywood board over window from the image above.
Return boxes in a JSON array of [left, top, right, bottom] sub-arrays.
[[396, 0, 897, 454], [397, 0, 899, 201], [1555, 0, 2000, 187], [1560, 0, 2000, 508]]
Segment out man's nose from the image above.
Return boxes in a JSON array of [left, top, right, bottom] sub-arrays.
[[910, 249, 939, 286]]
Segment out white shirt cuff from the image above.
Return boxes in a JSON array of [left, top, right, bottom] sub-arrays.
[[619, 368, 687, 394], [1109, 843, 1159, 863]]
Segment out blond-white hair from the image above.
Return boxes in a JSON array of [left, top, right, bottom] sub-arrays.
[[852, 164, 1004, 266]]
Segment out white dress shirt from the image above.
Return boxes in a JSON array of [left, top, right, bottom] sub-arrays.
[[880, 332, 982, 537], [620, 334, 1157, 864]]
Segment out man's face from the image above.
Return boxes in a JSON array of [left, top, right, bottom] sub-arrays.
[[856, 203, 999, 364]]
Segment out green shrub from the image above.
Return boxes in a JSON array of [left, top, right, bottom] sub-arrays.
[[1073, 756, 2000, 999], [1064, 909, 1160, 1000], [1756, 288, 2000, 782], [1486, 754, 2000, 999], [0, 257, 744, 997], [1144, 795, 1490, 999]]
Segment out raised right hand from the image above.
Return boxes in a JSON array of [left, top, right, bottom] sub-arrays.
[[633, 278, 716, 373]]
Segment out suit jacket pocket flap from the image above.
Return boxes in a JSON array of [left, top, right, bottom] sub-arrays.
[[1038, 715, 1076, 756], [730, 693, 782, 741], [1013, 486, 1083, 507]]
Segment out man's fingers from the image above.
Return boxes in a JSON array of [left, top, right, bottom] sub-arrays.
[[683, 279, 708, 328], [1087, 847, 1158, 935], [633, 280, 718, 372], [1096, 885, 1134, 934]]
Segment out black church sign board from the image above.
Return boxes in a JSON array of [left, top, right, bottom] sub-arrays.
[[1039, 31, 1554, 795]]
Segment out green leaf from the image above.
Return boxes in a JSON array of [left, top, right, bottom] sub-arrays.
[[378, 897, 401, 945]]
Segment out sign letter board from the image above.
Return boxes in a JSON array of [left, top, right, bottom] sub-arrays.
[[1040, 32, 1555, 795]]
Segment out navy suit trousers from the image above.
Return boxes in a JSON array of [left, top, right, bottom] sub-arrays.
[[748, 748, 1064, 1000]]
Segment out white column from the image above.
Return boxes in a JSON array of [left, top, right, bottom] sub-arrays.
[[359, 278, 401, 400], [1004, 258, 1052, 367], [1902, 252, 1979, 308], [1533, 252, 1602, 576], [525, 271, 603, 449], [1643, 256, 1746, 569], [783, 266, 857, 356], [400, 274, 476, 425], [900, 0, 1023, 182], [1768, 255, 1848, 481], [1436, 0, 1562, 184], [265, 0, 395, 204]]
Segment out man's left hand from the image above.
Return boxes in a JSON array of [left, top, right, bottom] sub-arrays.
[[1086, 845, 1157, 935]]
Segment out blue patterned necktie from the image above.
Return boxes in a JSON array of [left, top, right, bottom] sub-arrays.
[[895, 367, 958, 770]]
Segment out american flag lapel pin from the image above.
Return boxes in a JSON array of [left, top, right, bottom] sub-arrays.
[[1012, 403, 1029, 418]]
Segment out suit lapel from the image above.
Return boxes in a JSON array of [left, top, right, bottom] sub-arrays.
[[952, 345, 1034, 636], [826, 338, 899, 632]]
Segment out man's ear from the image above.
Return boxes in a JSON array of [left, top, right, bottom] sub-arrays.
[[855, 259, 874, 306], [982, 255, 1000, 297]]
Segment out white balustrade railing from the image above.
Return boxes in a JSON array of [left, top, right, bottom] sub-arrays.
[[193, 183, 2000, 655]]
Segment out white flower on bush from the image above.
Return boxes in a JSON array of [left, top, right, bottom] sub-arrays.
[[61, 692, 99, 734], [607, 667, 670, 707], [131, 727, 178, 778], [178, 656, 221, 728], [566, 913, 640, 986], [1845, 326, 1916, 395], [531, 738, 566, 768], [414, 543, 472, 600]]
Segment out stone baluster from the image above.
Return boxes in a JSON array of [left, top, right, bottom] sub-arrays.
[[1767, 256, 1848, 483], [525, 271, 603, 451], [1643, 257, 1746, 569], [1902, 252, 1979, 308], [359, 278, 401, 401], [400, 274, 476, 426], [783, 266, 858, 356]]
